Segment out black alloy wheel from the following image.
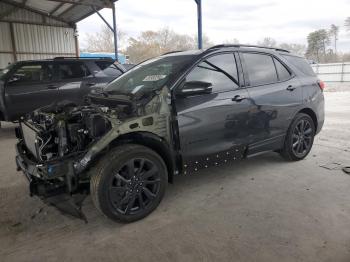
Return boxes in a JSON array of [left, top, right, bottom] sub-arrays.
[[90, 144, 167, 223], [291, 119, 313, 158], [281, 113, 315, 161], [109, 158, 161, 215]]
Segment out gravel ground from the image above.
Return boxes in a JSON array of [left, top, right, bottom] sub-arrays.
[[0, 88, 350, 262]]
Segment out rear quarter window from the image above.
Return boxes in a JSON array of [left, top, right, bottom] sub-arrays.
[[282, 55, 316, 77]]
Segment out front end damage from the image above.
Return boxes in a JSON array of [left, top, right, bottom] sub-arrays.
[[15, 88, 174, 220]]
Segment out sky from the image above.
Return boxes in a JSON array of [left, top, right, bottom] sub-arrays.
[[77, 0, 350, 52]]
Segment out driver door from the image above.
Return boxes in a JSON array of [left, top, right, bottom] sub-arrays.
[[174, 53, 251, 172], [5, 62, 58, 120]]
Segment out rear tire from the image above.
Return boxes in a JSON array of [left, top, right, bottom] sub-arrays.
[[90, 144, 168, 223], [280, 113, 315, 161]]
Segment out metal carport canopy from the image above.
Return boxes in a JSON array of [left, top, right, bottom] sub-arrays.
[[1, 0, 203, 61]]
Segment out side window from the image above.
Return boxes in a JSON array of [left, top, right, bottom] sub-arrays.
[[58, 62, 90, 80], [185, 53, 239, 93], [281, 55, 316, 76], [10, 63, 53, 83], [274, 58, 292, 81], [242, 53, 278, 86]]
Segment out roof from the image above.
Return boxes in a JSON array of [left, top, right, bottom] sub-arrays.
[[1, 0, 118, 26]]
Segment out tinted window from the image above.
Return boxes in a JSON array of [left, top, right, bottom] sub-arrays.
[[95, 61, 123, 77], [10, 63, 53, 83], [186, 53, 239, 93], [106, 55, 194, 95], [282, 55, 316, 76], [58, 62, 90, 79], [242, 53, 277, 86], [274, 58, 292, 81]]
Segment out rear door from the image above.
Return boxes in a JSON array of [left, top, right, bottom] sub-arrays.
[[54, 61, 93, 105], [240, 52, 302, 153], [175, 52, 251, 171], [4, 61, 57, 120]]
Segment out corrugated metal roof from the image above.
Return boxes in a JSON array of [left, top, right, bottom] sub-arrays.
[[1, 0, 117, 26]]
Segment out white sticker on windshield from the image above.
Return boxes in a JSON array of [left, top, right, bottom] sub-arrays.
[[143, 75, 167, 82], [131, 85, 144, 94]]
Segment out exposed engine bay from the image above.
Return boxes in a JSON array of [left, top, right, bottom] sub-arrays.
[[19, 89, 169, 164], [22, 103, 111, 162]]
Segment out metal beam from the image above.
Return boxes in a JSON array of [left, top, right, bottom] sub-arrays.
[[49, 2, 65, 16], [2, 0, 70, 25], [92, 6, 114, 32], [112, 2, 118, 61], [195, 0, 203, 49], [9, 22, 17, 62], [46, 0, 111, 8]]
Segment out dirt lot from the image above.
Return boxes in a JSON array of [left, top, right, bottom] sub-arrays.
[[1, 87, 350, 262]]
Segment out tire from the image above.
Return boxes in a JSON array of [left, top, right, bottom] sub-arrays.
[[90, 144, 168, 223], [280, 113, 315, 161]]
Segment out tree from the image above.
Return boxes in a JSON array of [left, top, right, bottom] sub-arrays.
[[85, 25, 126, 52], [278, 43, 306, 56], [306, 29, 330, 62], [345, 17, 350, 31], [329, 24, 339, 55], [125, 28, 212, 63], [257, 37, 277, 47]]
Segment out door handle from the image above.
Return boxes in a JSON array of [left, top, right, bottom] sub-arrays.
[[47, 84, 58, 89], [232, 95, 246, 102], [286, 85, 296, 91], [87, 82, 96, 86]]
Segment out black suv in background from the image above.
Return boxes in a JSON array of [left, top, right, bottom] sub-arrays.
[[0, 57, 126, 122], [15, 45, 325, 223]]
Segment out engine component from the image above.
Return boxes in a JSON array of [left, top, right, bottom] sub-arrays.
[[20, 103, 112, 162]]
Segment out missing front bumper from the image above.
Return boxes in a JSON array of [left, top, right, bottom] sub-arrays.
[[15, 142, 88, 221]]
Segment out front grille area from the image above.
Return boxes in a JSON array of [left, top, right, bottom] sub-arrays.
[[20, 122, 39, 159]]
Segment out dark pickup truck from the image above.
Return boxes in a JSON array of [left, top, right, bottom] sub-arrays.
[[0, 57, 125, 122]]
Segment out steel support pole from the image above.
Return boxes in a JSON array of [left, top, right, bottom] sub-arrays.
[[112, 2, 118, 62], [196, 0, 203, 49]]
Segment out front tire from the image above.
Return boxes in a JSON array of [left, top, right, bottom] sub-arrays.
[[281, 113, 315, 161], [90, 144, 168, 223]]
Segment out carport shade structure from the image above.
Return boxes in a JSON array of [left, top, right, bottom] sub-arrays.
[[1, 0, 203, 63]]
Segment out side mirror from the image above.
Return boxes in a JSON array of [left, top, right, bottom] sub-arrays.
[[177, 81, 213, 97]]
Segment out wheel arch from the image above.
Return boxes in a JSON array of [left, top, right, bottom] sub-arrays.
[[297, 107, 318, 131], [108, 131, 177, 183]]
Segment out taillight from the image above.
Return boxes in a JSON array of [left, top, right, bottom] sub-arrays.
[[317, 80, 325, 91]]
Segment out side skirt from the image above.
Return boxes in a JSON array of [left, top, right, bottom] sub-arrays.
[[182, 145, 247, 174]]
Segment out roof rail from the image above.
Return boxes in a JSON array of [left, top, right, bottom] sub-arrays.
[[53, 56, 114, 60], [161, 50, 183, 56], [207, 44, 290, 53]]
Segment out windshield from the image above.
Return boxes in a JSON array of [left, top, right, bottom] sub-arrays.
[[0, 63, 14, 80], [105, 55, 195, 96]]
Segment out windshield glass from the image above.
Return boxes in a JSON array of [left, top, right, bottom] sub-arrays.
[[0, 63, 14, 80], [105, 55, 195, 96]]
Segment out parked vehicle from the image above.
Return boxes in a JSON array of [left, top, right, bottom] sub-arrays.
[[15, 45, 325, 223], [0, 57, 125, 122]]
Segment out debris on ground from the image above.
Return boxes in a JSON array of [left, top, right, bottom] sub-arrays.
[[30, 207, 44, 220], [342, 167, 350, 175], [11, 222, 21, 227], [319, 162, 342, 170]]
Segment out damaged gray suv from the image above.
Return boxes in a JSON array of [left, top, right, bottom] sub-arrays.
[[15, 45, 325, 222]]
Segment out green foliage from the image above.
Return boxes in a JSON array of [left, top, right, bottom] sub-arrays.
[[306, 29, 330, 62]]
